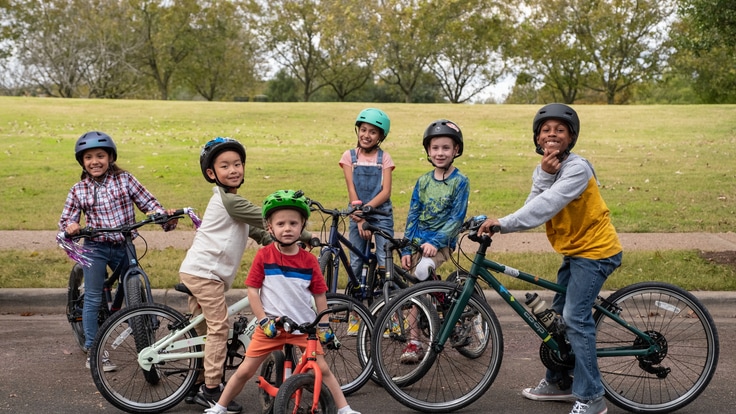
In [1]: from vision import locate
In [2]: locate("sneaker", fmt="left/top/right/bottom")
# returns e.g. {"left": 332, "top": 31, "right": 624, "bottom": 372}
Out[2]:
{"left": 184, "top": 381, "right": 204, "bottom": 404}
{"left": 204, "top": 406, "right": 227, "bottom": 414}
{"left": 569, "top": 397, "right": 607, "bottom": 414}
{"left": 193, "top": 384, "right": 242, "bottom": 414}
{"left": 382, "top": 319, "right": 402, "bottom": 338}
{"left": 86, "top": 350, "right": 117, "bottom": 372}
{"left": 399, "top": 342, "right": 425, "bottom": 364}
{"left": 347, "top": 314, "right": 359, "bottom": 336}
{"left": 522, "top": 378, "right": 574, "bottom": 401}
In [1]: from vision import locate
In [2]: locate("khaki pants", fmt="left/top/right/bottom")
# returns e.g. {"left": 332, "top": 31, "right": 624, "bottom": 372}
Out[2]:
{"left": 180, "top": 272, "right": 229, "bottom": 387}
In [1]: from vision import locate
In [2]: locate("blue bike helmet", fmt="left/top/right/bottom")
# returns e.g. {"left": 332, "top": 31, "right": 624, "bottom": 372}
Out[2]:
{"left": 74, "top": 131, "right": 117, "bottom": 166}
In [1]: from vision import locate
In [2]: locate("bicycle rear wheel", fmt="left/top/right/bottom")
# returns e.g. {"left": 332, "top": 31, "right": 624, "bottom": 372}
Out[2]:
{"left": 67, "top": 263, "right": 109, "bottom": 350}
{"left": 67, "top": 263, "right": 87, "bottom": 349}
{"left": 371, "top": 281, "right": 503, "bottom": 413}
{"left": 324, "top": 293, "right": 374, "bottom": 395}
{"left": 90, "top": 303, "right": 202, "bottom": 413}
{"left": 594, "top": 281, "right": 719, "bottom": 414}
{"left": 272, "top": 373, "right": 337, "bottom": 414}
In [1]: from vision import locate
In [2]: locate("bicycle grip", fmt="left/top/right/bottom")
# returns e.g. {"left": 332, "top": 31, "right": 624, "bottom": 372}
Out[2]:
{"left": 361, "top": 205, "right": 389, "bottom": 216}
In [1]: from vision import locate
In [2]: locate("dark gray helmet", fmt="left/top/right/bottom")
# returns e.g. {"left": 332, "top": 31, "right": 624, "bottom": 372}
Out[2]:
{"left": 74, "top": 131, "right": 117, "bottom": 166}
{"left": 199, "top": 137, "right": 246, "bottom": 183}
{"left": 422, "top": 119, "right": 464, "bottom": 157}
{"left": 532, "top": 103, "right": 580, "bottom": 155}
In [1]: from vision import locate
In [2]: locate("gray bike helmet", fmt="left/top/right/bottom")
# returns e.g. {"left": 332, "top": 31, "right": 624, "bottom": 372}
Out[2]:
{"left": 199, "top": 137, "right": 246, "bottom": 183}
{"left": 532, "top": 103, "right": 580, "bottom": 155}
{"left": 355, "top": 108, "right": 391, "bottom": 138}
{"left": 74, "top": 131, "right": 117, "bottom": 166}
{"left": 422, "top": 119, "right": 464, "bottom": 157}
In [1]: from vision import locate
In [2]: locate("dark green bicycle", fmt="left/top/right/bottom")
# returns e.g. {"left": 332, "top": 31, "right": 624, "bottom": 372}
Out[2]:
{"left": 371, "top": 215, "right": 719, "bottom": 413}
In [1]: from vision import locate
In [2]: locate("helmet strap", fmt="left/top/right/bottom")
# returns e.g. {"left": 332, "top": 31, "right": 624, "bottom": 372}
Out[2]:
{"left": 212, "top": 170, "right": 244, "bottom": 192}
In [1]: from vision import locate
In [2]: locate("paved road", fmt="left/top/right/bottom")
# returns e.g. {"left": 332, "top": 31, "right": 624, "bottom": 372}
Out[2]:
{"left": 1, "top": 292, "right": 733, "bottom": 414}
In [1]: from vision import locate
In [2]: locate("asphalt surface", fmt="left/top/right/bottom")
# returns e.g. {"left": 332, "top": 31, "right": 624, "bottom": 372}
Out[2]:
{"left": 1, "top": 292, "right": 734, "bottom": 414}
{"left": 1, "top": 230, "right": 734, "bottom": 413}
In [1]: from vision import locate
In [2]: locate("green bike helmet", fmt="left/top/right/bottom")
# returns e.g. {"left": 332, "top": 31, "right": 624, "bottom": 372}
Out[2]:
{"left": 532, "top": 103, "right": 580, "bottom": 156}
{"left": 75, "top": 131, "right": 117, "bottom": 166}
{"left": 355, "top": 108, "right": 390, "bottom": 138}
{"left": 262, "top": 190, "right": 311, "bottom": 220}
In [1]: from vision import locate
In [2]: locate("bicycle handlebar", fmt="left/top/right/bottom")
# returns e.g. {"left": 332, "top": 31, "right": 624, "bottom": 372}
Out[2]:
{"left": 279, "top": 305, "right": 349, "bottom": 334}
{"left": 64, "top": 208, "right": 193, "bottom": 239}
{"left": 307, "top": 198, "right": 389, "bottom": 219}
{"left": 361, "top": 222, "right": 420, "bottom": 251}
{"left": 461, "top": 215, "right": 501, "bottom": 243}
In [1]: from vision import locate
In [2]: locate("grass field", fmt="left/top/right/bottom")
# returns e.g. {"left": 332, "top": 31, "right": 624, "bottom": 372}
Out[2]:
{"left": 1, "top": 98, "right": 734, "bottom": 232}
{"left": 0, "top": 98, "right": 734, "bottom": 290}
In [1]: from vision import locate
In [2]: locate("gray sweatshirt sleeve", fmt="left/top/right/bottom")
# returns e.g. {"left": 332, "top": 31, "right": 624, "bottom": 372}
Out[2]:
{"left": 499, "top": 156, "right": 592, "bottom": 233}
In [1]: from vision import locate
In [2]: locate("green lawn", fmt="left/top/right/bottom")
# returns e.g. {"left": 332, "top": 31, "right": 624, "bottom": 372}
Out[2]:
{"left": 1, "top": 98, "right": 734, "bottom": 290}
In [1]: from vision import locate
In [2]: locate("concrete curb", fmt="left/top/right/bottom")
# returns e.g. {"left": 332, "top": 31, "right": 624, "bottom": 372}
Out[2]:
{"left": 2, "top": 287, "right": 734, "bottom": 319}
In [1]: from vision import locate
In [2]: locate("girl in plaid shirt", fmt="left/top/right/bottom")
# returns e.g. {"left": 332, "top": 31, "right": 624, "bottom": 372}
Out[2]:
{"left": 58, "top": 131, "right": 177, "bottom": 368}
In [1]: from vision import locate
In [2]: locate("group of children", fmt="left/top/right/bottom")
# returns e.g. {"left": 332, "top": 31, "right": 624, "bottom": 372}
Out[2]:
{"left": 59, "top": 104, "right": 620, "bottom": 414}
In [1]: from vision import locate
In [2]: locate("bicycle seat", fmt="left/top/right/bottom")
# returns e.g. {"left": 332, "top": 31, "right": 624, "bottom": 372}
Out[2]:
{"left": 174, "top": 283, "right": 193, "bottom": 296}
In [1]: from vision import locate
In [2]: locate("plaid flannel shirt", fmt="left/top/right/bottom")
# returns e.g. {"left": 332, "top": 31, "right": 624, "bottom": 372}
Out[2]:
{"left": 58, "top": 171, "right": 171, "bottom": 243}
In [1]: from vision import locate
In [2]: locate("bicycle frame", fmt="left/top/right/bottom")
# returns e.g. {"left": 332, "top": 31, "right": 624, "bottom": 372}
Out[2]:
{"left": 436, "top": 235, "right": 660, "bottom": 358}
{"left": 322, "top": 222, "right": 375, "bottom": 295}
{"left": 256, "top": 342, "right": 324, "bottom": 409}
{"left": 136, "top": 296, "right": 255, "bottom": 371}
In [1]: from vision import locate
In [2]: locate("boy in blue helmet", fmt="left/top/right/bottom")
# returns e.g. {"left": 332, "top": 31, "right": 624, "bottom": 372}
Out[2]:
{"left": 180, "top": 138, "right": 311, "bottom": 412}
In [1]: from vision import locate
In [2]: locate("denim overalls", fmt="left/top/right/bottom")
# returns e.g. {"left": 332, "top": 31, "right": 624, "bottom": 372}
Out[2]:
{"left": 349, "top": 148, "right": 394, "bottom": 275}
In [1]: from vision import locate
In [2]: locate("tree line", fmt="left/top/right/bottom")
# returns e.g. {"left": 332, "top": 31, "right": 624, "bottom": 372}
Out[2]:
{"left": 0, "top": 0, "right": 733, "bottom": 104}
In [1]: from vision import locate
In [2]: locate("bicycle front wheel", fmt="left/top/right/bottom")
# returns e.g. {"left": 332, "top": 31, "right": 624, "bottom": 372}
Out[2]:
{"left": 272, "top": 373, "right": 337, "bottom": 414}
{"left": 371, "top": 281, "right": 503, "bottom": 412}
{"left": 90, "top": 303, "right": 202, "bottom": 413}
{"left": 595, "top": 281, "right": 719, "bottom": 414}
{"left": 124, "top": 273, "right": 159, "bottom": 384}
{"left": 325, "top": 293, "right": 374, "bottom": 395}
{"left": 319, "top": 250, "right": 337, "bottom": 293}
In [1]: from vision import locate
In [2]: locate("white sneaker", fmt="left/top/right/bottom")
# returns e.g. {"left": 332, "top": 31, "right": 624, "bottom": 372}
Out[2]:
{"left": 204, "top": 406, "right": 227, "bottom": 414}
{"left": 86, "top": 350, "right": 117, "bottom": 372}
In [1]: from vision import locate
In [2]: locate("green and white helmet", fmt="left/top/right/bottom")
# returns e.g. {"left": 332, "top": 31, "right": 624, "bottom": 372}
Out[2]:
{"left": 262, "top": 190, "right": 311, "bottom": 220}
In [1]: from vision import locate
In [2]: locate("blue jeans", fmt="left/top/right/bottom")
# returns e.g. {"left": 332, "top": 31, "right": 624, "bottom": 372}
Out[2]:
{"left": 349, "top": 213, "right": 394, "bottom": 277}
{"left": 545, "top": 252, "right": 622, "bottom": 401}
{"left": 82, "top": 240, "right": 129, "bottom": 348}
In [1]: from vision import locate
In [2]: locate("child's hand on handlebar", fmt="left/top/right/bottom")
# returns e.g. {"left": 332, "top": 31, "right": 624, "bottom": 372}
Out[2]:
{"left": 64, "top": 222, "right": 81, "bottom": 236}
{"left": 478, "top": 218, "right": 501, "bottom": 235}
{"left": 318, "top": 322, "right": 335, "bottom": 345}
{"left": 259, "top": 317, "right": 279, "bottom": 338}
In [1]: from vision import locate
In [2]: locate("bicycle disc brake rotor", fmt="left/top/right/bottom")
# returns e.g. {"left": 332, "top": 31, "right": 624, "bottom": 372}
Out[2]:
{"left": 539, "top": 342, "right": 575, "bottom": 371}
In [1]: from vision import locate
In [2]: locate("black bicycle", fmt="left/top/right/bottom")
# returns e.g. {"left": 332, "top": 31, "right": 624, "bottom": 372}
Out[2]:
{"left": 59, "top": 208, "right": 199, "bottom": 351}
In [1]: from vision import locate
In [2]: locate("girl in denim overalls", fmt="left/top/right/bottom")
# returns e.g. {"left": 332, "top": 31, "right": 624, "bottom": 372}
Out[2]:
{"left": 339, "top": 108, "right": 395, "bottom": 278}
